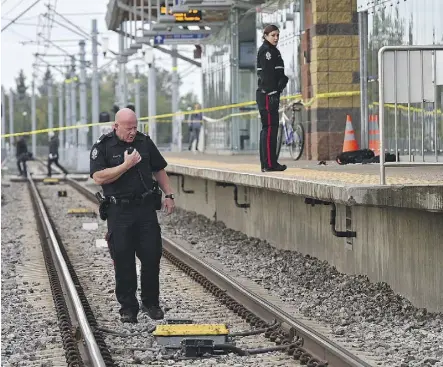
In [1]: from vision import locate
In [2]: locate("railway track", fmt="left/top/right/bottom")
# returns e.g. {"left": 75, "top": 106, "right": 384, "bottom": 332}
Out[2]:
{"left": 14, "top": 160, "right": 373, "bottom": 366}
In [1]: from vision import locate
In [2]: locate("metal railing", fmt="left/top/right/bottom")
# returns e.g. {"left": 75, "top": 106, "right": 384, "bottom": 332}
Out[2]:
{"left": 378, "top": 45, "right": 443, "bottom": 185}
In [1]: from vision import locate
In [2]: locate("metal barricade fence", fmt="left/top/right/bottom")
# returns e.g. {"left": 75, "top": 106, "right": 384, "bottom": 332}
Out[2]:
{"left": 378, "top": 45, "right": 443, "bottom": 184}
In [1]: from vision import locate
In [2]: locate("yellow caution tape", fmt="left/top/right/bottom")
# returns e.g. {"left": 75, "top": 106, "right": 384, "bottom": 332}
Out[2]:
{"left": 8, "top": 89, "right": 437, "bottom": 138}
{"left": 0, "top": 91, "right": 350, "bottom": 138}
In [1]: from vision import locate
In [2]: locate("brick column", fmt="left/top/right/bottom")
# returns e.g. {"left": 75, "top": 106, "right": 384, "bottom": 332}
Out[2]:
{"left": 301, "top": 0, "right": 360, "bottom": 160}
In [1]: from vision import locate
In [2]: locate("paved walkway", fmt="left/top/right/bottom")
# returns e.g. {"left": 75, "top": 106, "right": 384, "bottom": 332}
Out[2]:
{"left": 164, "top": 152, "right": 443, "bottom": 186}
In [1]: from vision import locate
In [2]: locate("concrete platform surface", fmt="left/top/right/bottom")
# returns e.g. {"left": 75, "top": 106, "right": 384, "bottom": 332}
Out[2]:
{"left": 163, "top": 152, "right": 443, "bottom": 212}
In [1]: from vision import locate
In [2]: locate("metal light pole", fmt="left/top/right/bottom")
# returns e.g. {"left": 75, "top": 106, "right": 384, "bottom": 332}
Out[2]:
{"left": 1, "top": 86, "right": 5, "bottom": 150}
{"left": 171, "top": 45, "right": 180, "bottom": 151}
{"left": 91, "top": 19, "right": 100, "bottom": 143}
{"left": 47, "top": 77, "right": 54, "bottom": 130}
{"left": 134, "top": 64, "right": 141, "bottom": 120}
{"left": 146, "top": 49, "right": 157, "bottom": 144}
{"left": 58, "top": 84, "right": 64, "bottom": 156}
{"left": 70, "top": 56, "right": 77, "bottom": 147}
{"left": 9, "top": 89, "right": 14, "bottom": 154}
{"left": 78, "top": 40, "right": 88, "bottom": 150}
{"left": 31, "top": 82, "right": 36, "bottom": 157}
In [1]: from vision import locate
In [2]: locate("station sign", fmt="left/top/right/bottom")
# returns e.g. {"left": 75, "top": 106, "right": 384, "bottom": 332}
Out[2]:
{"left": 160, "top": 5, "right": 202, "bottom": 22}
{"left": 154, "top": 33, "right": 210, "bottom": 45}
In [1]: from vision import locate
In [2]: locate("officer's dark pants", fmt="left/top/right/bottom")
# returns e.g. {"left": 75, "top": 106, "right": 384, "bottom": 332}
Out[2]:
{"left": 256, "top": 91, "right": 280, "bottom": 169}
{"left": 106, "top": 201, "right": 162, "bottom": 316}
{"left": 16, "top": 155, "right": 28, "bottom": 176}
{"left": 47, "top": 157, "right": 68, "bottom": 177}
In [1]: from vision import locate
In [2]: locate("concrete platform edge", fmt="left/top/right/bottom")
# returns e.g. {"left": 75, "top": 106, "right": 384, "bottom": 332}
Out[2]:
{"left": 166, "top": 164, "right": 443, "bottom": 212}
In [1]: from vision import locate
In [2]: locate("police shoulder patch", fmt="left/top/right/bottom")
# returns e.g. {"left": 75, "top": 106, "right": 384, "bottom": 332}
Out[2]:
{"left": 91, "top": 148, "right": 98, "bottom": 160}
{"left": 265, "top": 51, "right": 272, "bottom": 60}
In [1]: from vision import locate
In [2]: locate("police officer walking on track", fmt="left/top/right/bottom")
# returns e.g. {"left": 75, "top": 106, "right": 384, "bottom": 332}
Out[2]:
{"left": 256, "top": 24, "right": 289, "bottom": 172}
{"left": 90, "top": 108, "right": 175, "bottom": 323}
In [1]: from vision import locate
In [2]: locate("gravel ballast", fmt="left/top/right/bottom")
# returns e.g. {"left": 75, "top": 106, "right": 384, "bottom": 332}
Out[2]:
{"left": 1, "top": 182, "right": 66, "bottom": 366}
{"left": 159, "top": 208, "right": 443, "bottom": 367}
{"left": 36, "top": 182, "right": 300, "bottom": 366}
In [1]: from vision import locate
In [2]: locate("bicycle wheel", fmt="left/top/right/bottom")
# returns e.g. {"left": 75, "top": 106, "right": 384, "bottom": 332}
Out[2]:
{"left": 289, "top": 123, "right": 304, "bottom": 160}
{"left": 275, "top": 124, "right": 283, "bottom": 160}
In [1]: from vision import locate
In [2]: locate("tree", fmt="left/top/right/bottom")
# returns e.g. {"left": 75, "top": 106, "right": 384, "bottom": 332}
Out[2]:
{"left": 7, "top": 62, "right": 199, "bottom": 148}
{"left": 38, "top": 68, "right": 53, "bottom": 96}
{"left": 15, "top": 69, "right": 28, "bottom": 100}
{"left": 179, "top": 92, "right": 200, "bottom": 111}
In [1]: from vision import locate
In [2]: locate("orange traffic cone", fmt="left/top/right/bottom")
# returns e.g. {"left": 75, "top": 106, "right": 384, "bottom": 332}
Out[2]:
{"left": 342, "top": 115, "right": 359, "bottom": 152}
{"left": 368, "top": 114, "right": 380, "bottom": 156}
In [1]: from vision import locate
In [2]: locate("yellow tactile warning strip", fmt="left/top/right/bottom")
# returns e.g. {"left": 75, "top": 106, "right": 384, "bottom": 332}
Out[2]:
{"left": 166, "top": 158, "right": 442, "bottom": 186}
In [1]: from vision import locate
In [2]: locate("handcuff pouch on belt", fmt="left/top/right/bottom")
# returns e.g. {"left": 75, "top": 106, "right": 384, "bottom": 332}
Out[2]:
{"left": 95, "top": 192, "right": 110, "bottom": 221}
{"left": 143, "top": 180, "right": 162, "bottom": 211}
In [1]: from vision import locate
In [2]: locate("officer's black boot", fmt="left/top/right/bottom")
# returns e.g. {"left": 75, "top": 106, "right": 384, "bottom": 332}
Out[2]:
{"left": 141, "top": 303, "right": 164, "bottom": 320}
{"left": 120, "top": 312, "right": 138, "bottom": 323}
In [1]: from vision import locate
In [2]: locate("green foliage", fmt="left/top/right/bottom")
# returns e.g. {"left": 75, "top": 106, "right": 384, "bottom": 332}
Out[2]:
{"left": 15, "top": 69, "right": 28, "bottom": 100}
{"left": 5, "top": 65, "right": 200, "bottom": 147}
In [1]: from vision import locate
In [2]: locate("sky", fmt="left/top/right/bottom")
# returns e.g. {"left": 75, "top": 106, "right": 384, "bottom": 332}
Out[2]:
{"left": 0, "top": 0, "right": 203, "bottom": 103}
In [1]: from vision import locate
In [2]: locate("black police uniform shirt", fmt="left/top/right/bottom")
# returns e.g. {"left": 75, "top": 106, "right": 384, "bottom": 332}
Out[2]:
{"left": 90, "top": 130, "right": 167, "bottom": 198}
{"left": 256, "top": 40, "right": 288, "bottom": 94}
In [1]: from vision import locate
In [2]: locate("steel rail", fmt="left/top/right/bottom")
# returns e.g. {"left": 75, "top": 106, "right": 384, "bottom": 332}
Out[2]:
{"left": 27, "top": 175, "right": 107, "bottom": 367}
{"left": 161, "top": 236, "right": 372, "bottom": 367}
{"left": 65, "top": 178, "right": 373, "bottom": 367}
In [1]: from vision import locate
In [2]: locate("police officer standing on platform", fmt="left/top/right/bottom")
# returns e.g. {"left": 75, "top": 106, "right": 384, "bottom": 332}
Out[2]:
{"left": 90, "top": 108, "right": 175, "bottom": 323}
{"left": 256, "top": 24, "right": 289, "bottom": 172}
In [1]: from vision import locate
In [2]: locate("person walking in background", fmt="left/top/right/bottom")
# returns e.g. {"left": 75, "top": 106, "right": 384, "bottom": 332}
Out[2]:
{"left": 188, "top": 103, "right": 203, "bottom": 151}
{"left": 47, "top": 131, "right": 69, "bottom": 177}
{"left": 256, "top": 24, "right": 289, "bottom": 172}
{"left": 16, "top": 136, "right": 30, "bottom": 177}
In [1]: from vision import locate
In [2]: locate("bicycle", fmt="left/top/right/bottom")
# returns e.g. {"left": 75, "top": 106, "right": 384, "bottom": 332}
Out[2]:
{"left": 276, "top": 100, "right": 305, "bottom": 161}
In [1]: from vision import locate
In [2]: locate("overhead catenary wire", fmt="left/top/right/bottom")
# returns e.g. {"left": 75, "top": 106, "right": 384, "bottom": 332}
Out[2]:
{"left": 2, "top": 0, "right": 42, "bottom": 32}
{"left": 42, "top": 13, "right": 89, "bottom": 39}
{"left": 46, "top": 4, "right": 89, "bottom": 39}
{"left": 1, "top": 0, "right": 28, "bottom": 19}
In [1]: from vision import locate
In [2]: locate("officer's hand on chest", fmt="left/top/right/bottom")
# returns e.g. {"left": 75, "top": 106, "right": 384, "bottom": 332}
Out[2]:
{"left": 124, "top": 147, "right": 141, "bottom": 169}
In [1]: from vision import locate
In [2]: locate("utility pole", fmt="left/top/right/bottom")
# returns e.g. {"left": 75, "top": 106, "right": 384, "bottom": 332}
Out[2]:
{"left": 78, "top": 40, "right": 87, "bottom": 149}
{"left": 118, "top": 33, "right": 127, "bottom": 108}
{"left": 64, "top": 71, "right": 71, "bottom": 147}
{"left": 8, "top": 89, "right": 14, "bottom": 154}
{"left": 148, "top": 55, "right": 157, "bottom": 144}
{"left": 171, "top": 45, "right": 180, "bottom": 151}
{"left": 58, "top": 84, "right": 64, "bottom": 153}
{"left": 31, "top": 82, "right": 36, "bottom": 157}
{"left": 78, "top": 39, "right": 89, "bottom": 171}
{"left": 1, "top": 86, "right": 5, "bottom": 150}
{"left": 70, "top": 56, "right": 77, "bottom": 147}
{"left": 48, "top": 77, "right": 54, "bottom": 130}
{"left": 91, "top": 19, "right": 100, "bottom": 144}
{"left": 134, "top": 64, "right": 140, "bottom": 120}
